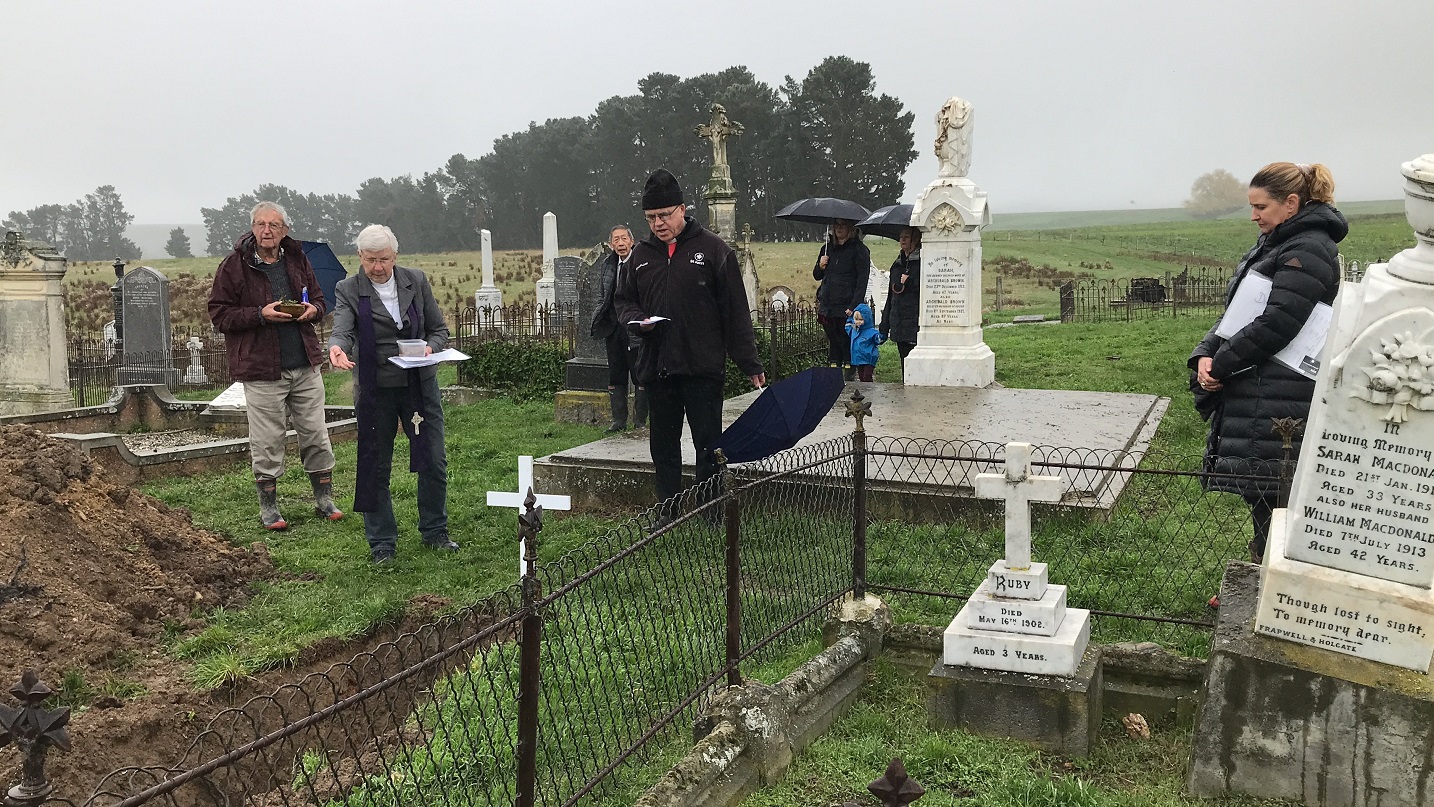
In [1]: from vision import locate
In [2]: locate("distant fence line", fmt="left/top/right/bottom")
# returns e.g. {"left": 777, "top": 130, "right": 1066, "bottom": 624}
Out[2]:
{"left": 1057, "top": 267, "right": 1229, "bottom": 324}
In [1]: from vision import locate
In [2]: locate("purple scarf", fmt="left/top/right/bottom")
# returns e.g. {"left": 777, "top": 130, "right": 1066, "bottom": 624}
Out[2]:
{"left": 352, "top": 293, "right": 434, "bottom": 512}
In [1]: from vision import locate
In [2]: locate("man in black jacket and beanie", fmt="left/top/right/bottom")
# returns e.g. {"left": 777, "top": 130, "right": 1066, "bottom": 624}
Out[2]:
{"left": 615, "top": 169, "right": 765, "bottom": 511}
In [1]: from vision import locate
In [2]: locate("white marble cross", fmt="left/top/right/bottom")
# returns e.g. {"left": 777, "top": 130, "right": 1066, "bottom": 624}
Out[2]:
{"left": 973, "top": 442, "right": 1065, "bottom": 571}
{"left": 485, "top": 455, "right": 571, "bottom": 577}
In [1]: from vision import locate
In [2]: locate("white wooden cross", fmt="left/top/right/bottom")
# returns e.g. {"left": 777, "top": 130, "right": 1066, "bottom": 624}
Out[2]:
{"left": 973, "top": 442, "right": 1065, "bottom": 571}
{"left": 485, "top": 455, "right": 571, "bottom": 577}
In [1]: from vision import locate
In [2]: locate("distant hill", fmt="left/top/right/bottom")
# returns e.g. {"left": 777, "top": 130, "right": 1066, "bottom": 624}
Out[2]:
{"left": 126, "top": 223, "right": 209, "bottom": 260}
{"left": 987, "top": 199, "right": 1402, "bottom": 231}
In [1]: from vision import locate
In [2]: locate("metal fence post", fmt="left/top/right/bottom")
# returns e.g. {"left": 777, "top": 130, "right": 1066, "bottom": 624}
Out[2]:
{"left": 767, "top": 309, "right": 778, "bottom": 381}
{"left": 845, "top": 389, "right": 872, "bottom": 598}
{"left": 515, "top": 491, "right": 544, "bottom": 807}
{"left": 1272, "top": 417, "right": 1305, "bottom": 508}
{"left": 717, "top": 450, "right": 742, "bottom": 687}
{"left": 0, "top": 671, "right": 71, "bottom": 807}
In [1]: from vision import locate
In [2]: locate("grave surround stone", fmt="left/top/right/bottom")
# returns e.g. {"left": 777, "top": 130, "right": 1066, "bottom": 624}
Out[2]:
{"left": 1253, "top": 153, "right": 1434, "bottom": 671}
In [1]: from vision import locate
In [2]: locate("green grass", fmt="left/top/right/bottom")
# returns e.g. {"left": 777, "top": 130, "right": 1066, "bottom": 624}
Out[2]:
{"left": 742, "top": 657, "right": 1291, "bottom": 807}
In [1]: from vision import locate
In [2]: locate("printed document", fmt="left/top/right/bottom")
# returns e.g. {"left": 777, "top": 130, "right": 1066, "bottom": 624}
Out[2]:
{"left": 388, "top": 348, "right": 471, "bottom": 369}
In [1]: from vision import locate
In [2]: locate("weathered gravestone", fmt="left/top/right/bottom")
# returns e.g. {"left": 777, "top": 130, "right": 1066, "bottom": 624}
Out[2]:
{"left": 536, "top": 212, "right": 557, "bottom": 309}
{"left": 563, "top": 254, "right": 608, "bottom": 392}
{"left": 0, "top": 231, "right": 72, "bottom": 414}
{"left": 550, "top": 255, "right": 583, "bottom": 334}
{"left": 1190, "top": 154, "right": 1434, "bottom": 807}
{"left": 473, "top": 228, "right": 502, "bottom": 309}
{"left": 929, "top": 443, "right": 1099, "bottom": 756}
{"left": 117, "top": 265, "right": 180, "bottom": 387}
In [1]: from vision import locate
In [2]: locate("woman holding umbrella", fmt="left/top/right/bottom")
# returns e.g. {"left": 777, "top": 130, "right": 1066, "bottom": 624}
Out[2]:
{"left": 813, "top": 218, "right": 871, "bottom": 380}
{"left": 879, "top": 226, "right": 921, "bottom": 377}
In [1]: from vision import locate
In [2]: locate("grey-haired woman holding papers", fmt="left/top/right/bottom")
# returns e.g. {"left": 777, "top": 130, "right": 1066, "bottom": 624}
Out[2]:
{"left": 1189, "top": 162, "right": 1345, "bottom": 593}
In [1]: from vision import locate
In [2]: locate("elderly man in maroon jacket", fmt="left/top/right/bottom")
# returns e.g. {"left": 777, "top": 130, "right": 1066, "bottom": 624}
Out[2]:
{"left": 208, "top": 201, "right": 343, "bottom": 530}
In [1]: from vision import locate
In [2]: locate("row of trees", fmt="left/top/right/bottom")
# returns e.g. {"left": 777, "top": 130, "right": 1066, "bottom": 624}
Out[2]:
{"left": 3, "top": 185, "right": 141, "bottom": 260}
{"left": 201, "top": 56, "right": 918, "bottom": 253}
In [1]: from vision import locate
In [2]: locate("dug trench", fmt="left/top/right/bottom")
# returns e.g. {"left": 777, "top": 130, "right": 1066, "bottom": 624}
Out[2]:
{"left": 0, "top": 425, "right": 487, "bottom": 805}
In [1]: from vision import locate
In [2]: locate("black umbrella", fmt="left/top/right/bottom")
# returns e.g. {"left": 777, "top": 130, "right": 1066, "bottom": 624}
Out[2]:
{"left": 857, "top": 204, "right": 915, "bottom": 240}
{"left": 301, "top": 241, "right": 347, "bottom": 309}
{"left": 773, "top": 197, "right": 871, "bottom": 225}
{"left": 708, "top": 367, "right": 845, "bottom": 463}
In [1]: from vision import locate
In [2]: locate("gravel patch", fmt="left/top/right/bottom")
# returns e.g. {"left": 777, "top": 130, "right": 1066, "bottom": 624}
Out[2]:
{"left": 121, "top": 429, "right": 235, "bottom": 451}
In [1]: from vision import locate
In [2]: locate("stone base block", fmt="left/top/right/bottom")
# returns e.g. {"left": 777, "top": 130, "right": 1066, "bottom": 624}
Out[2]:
{"left": 902, "top": 343, "right": 995, "bottom": 387}
{"left": 1254, "top": 510, "right": 1434, "bottom": 671}
{"left": 965, "top": 580, "right": 1066, "bottom": 636}
{"left": 927, "top": 645, "right": 1102, "bottom": 757}
{"left": 553, "top": 389, "right": 610, "bottom": 425}
{"left": 1189, "top": 561, "right": 1434, "bottom": 806}
{"left": 944, "top": 605, "right": 1090, "bottom": 676}
{"left": 0, "top": 384, "right": 74, "bottom": 416}
{"left": 987, "top": 559, "right": 1048, "bottom": 600}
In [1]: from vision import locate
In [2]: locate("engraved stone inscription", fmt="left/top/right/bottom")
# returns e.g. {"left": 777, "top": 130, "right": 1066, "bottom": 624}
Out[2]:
{"left": 923, "top": 254, "right": 967, "bottom": 326}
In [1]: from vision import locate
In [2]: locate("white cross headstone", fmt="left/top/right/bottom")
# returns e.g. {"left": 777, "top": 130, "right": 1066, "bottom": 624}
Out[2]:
{"left": 973, "top": 442, "right": 1065, "bottom": 571}
{"left": 485, "top": 455, "right": 571, "bottom": 577}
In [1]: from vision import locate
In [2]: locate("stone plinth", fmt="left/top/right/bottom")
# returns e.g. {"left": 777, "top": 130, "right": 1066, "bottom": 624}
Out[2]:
{"left": 928, "top": 645, "right": 1102, "bottom": 757}
{"left": 553, "top": 389, "right": 609, "bottom": 425}
{"left": 1190, "top": 562, "right": 1434, "bottom": 806}
{"left": 0, "top": 232, "right": 72, "bottom": 415}
{"left": 904, "top": 177, "right": 994, "bottom": 387}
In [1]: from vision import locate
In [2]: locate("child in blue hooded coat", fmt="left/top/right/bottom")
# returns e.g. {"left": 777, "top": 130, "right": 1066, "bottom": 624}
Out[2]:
{"left": 845, "top": 303, "right": 882, "bottom": 382}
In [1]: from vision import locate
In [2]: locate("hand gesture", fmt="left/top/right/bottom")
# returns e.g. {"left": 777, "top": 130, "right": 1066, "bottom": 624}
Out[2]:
{"left": 329, "top": 345, "right": 354, "bottom": 371}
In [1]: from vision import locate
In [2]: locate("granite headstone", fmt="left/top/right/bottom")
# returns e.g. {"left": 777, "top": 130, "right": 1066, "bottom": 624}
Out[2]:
{"left": 118, "top": 265, "right": 180, "bottom": 386}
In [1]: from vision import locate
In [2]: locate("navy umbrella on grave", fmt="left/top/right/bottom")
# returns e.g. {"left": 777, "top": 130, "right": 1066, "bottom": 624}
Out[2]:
{"left": 708, "top": 366, "right": 846, "bottom": 464}
{"left": 773, "top": 197, "right": 871, "bottom": 225}
{"left": 857, "top": 204, "right": 915, "bottom": 240}
{"left": 301, "top": 241, "right": 347, "bottom": 309}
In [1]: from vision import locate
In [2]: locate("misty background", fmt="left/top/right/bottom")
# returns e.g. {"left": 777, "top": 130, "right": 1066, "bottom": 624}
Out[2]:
{"left": 3, "top": 0, "right": 1430, "bottom": 258}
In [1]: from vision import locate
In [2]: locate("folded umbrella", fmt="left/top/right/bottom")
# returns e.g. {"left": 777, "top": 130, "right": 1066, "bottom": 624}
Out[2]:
{"left": 708, "top": 367, "right": 846, "bottom": 463}
{"left": 857, "top": 204, "right": 915, "bottom": 240}
{"left": 301, "top": 241, "right": 347, "bottom": 309}
{"left": 773, "top": 197, "right": 871, "bottom": 225}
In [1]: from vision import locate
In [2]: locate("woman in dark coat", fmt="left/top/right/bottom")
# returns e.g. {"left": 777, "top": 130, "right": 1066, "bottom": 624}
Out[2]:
{"left": 813, "top": 219, "right": 871, "bottom": 379}
{"left": 879, "top": 226, "right": 922, "bottom": 378}
{"left": 1190, "top": 162, "right": 1346, "bottom": 583}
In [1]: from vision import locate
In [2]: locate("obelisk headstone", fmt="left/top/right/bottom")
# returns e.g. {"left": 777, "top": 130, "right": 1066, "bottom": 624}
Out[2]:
{"left": 904, "top": 96, "right": 994, "bottom": 387}
{"left": 536, "top": 212, "right": 557, "bottom": 309}
{"left": 474, "top": 228, "right": 502, "bottom": 309}
{"left": 0, "top": 231, "right": 72, "bottom": 414}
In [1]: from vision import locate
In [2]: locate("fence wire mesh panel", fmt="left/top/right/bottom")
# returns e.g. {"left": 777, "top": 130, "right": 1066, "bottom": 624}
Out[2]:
{"left": 864, "top": 438, "right": 1280, "bottom": 654}
{"left": 1057, "top": 269, "right": 1228, "bottom": 324}
{"left": 70, "top": 593, "right": 523, "bottom": 807}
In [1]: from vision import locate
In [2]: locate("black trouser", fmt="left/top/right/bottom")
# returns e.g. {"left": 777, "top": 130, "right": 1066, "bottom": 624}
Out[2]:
{"left": 605, "top": 329, "right": 635, "bottom": 387}
{"left": 646, "top": 374, "right": 724, "bottom": 505}
{"left": 1245, "top": 494, "right": 1274, "bottom": 560}
{"left": 358, "top": 376, "right": 448, "bottom": 555}
{"left": 821, "top": 316, "right": 850, "bottom": 367}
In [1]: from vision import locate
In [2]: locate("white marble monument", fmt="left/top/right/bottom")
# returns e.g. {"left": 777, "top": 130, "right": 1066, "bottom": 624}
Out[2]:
{"left": 474, "top": 228, "right": 503, "bottom": 309}
{"left": 904, "top": 97, "right": 995, "bottom": 387}
{"left": 943, "top": 443, "right": 1090, "bottom": 676}
{"left": 1254, "top": 154, "right": 1434, "bottom": 671}
{"left": 536, "top": 213, "right": 557, "bottom": 309}
{"left": 0, "top": 232, "right": 72, "bottom": 414}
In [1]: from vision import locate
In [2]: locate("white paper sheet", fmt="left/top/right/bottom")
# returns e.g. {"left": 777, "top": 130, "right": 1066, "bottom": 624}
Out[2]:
{"left": 1214, "top": 273, "right": 1270, "bottom": 339}
{"left": 627, "top": 316, "right": 669, "bottom": 326}
{"left": 1213, "top": 272, "right": 1331, "bottom": 379}
{"left": 387, "top": 348, "right": 471, "bottom": 369}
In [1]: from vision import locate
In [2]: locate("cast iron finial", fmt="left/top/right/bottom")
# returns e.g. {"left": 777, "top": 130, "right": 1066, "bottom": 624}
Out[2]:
{"left": 1271, "top": 417, "right": 1305, "bottom": 450}
{"left": 0, "top": 671, "right": 71, "bottom": 806}
{"left": 844, "top": 388, "right": 872, "bottom": 433}
{"left": 867, "top": 757, "right": 925, "bottom": 806}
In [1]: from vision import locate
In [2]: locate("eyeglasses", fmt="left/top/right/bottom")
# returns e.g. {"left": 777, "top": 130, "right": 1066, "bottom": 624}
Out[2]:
{"left": 644, "top": 206, "right": 684, "bottom": 224}
{"left": 253, "top": 221, "right": 288, "bottom": 231}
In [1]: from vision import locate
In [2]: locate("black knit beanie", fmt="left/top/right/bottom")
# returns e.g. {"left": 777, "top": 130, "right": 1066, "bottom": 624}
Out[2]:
{"left": 641, "top": 169, "right": 684, "bottom": 210}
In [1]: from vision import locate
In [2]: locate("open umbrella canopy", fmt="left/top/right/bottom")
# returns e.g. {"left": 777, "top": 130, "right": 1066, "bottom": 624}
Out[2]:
{"left": 301, "top": 241, "right": 347, "bottom": 309}
{"left": 857, "top": 204, "right": 915, "bottom": 240}
{"left": 708, "top": 366, "right": 845, "bottom": 464}
{"left": 773, "top": 197, "right": 871, "bottom": 225}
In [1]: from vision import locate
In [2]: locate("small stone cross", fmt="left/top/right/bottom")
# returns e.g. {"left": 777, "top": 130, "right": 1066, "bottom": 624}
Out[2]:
{"left": 410, "top": 411, "right": 424, "bottom": 435}
{"left": 486, "top": 455, "right": 571, "bottom": 577}
{"left": 973, "top": 443, "right": 1064, "bottom": 571}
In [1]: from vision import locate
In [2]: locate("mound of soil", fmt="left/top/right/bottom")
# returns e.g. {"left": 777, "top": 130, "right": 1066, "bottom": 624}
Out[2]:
{"left": 0, "top": 424, "right": 271, "bottom": 796}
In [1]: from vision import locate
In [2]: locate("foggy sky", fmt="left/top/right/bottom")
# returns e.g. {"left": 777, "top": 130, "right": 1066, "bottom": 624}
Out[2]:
{"left": 3, "top": 0, "right": 1430, "bottom": 226}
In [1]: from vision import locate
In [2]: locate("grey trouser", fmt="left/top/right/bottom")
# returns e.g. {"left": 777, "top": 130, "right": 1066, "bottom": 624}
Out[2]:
{"left": 244, "top": 366, "right": 335, "bottom": 480}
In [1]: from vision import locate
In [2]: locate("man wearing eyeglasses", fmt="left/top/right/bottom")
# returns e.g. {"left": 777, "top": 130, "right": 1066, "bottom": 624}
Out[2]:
{"left": 209, "top": 201, "right": 342, "bottom": 531}
{"left": 615, "top": 169, "right": 765, "bottom": 513}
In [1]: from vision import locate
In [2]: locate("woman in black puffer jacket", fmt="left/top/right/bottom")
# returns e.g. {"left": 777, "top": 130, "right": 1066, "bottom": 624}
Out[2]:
{"left": 1190, "top": 162, "right": 1347, "bottom": 573}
